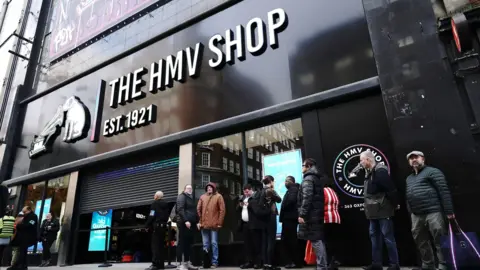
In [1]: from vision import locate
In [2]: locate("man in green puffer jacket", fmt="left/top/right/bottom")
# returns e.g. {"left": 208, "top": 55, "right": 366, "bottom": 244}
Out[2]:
{"left": 405, "top": 151, "right": 455, "bottom": 270}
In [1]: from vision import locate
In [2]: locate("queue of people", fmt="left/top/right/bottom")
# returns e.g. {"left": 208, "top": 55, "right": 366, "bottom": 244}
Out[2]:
{"left": 0, "top": 205, "right": 62, "bottom": 270}
{"left": 145, "top": 149, "right": 456, "bottom": 270}
{"left": 0, "top": 148, "right": 454, "bottom": 270}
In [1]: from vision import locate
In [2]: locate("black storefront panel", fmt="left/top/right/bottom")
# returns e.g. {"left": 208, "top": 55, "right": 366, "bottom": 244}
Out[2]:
{"left": 14, "top": 0, "right": 377, "bottom": 179}
{"left": 79, "top": 157, "right": 179, "bottom": 213}
{"left": 313, "top": 93, "right": 416, "bottom": 266}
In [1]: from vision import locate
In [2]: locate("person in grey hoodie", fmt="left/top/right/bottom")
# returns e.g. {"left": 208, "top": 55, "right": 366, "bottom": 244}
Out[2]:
{"left": 405, "top": 151, "right": 455, "bottom": 270}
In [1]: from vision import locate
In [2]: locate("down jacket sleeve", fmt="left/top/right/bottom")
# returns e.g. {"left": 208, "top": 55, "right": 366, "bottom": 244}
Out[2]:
{"left": 298, "top": 178, "right": 313, "bottom": 219}
{"left": 429, "top": 168, "right": 454, "bottom": 215}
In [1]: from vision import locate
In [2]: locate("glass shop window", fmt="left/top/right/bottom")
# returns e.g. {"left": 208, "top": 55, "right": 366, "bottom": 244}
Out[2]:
{"left": 245, "top": 118, "right": 305, "bottom": 187}
{"left": 194, "top": 133, "right": 243, "bottom": 245}
{"left": 23, "top": 174, "right": 71, "bottom": 254}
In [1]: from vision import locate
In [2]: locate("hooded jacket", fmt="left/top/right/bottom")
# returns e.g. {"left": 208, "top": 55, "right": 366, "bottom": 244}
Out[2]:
{"left": 197, "top": 182, "right": 226, "bottom": 230}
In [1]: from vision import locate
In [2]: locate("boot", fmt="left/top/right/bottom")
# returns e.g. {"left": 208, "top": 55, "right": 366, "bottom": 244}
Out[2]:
{"left": 387, "top": 266, "right": 400, "bottom": 270}
{"left": 240, "top": 262, "right": 254, "bottom": 269}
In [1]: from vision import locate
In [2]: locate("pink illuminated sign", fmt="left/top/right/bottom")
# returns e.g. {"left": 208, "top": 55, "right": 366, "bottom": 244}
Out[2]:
{"left": 49, "top": 0, "right": 162, "bottom": 61}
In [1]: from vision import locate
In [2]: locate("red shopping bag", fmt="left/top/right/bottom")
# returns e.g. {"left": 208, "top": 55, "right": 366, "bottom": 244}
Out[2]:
{"left": 305, "top": 240, "right": 316, "bottom": 265}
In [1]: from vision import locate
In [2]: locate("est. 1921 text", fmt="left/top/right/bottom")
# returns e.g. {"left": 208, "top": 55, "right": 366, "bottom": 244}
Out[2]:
{"left": 103, "top": 104, "right": 157, "bottom": 137}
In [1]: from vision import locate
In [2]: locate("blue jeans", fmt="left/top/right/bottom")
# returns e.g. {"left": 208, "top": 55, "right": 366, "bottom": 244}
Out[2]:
{"left": 369, "top": 218, "right": 399, "bottom": 266}
{"left": 201, "top": 229, "right": 219, "bottom": 265}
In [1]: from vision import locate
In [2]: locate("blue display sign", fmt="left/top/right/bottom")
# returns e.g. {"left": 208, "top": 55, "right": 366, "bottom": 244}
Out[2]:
{"left": 263, "top": 150, "right": 303, "bottom": 236}
{"left": 29, "top": 198, "right": 52, "bottom": 252}
{"left": 88, "top": 209, "right": 113, "bottom": 251}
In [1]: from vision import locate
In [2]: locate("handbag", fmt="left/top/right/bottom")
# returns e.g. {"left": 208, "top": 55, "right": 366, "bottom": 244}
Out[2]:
{"left": 441, "top": 219, "right": 480, "bottom": 270}
{"left": 304, "top": 240, "right": 316, "bottom": 265}
{"left": 169, "top": 204, "right": 178, "bottom": 223}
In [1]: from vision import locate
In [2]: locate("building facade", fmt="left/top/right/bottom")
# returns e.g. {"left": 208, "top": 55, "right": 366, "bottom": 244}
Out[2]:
{"left": 0, "top": 0, "right": 479, "bottom": 267}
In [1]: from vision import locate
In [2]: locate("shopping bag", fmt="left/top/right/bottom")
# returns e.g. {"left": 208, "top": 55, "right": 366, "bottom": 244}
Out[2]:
{"left": 441, "top": 219, "right": 480, "bottom": 270}
{"left": 304, "top": 240, "right": 316, "bottom": 265}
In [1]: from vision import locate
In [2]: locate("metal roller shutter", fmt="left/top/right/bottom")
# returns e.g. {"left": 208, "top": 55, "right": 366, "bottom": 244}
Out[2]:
{"left": 79, "top": 157, "right": 179, "bottom": 214}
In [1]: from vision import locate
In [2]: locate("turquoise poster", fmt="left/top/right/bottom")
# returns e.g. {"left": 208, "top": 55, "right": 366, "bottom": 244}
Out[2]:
{"left": 263, "top": 149, "right": 303, "bottom": 236}
{"left": 88, "top": 210, "right": 113, "bottom": 251}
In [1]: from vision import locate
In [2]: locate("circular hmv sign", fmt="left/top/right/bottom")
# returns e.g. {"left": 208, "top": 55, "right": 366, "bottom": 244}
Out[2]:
{"left": 333, "top": 144, "right": 390, "bottom": 199}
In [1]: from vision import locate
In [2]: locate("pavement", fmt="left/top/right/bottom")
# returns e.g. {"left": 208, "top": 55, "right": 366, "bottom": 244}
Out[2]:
{"left": 14, "top": 264, "right": 415, "bottom": 270}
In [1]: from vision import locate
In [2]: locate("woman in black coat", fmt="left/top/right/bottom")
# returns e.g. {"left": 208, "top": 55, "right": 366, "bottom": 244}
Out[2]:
{"left": 297, "top": 158, "right": 328, "bottom": 270}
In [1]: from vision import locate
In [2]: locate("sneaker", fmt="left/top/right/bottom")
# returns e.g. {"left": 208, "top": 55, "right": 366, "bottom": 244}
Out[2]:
{"left": 187, "top": 262, "right": 198, "bottom": 270}
{"left": 177, "top": 263, "right": 188, "bottom": 270}
{"left": 211, "top": 264, "right": 217, "bottom": 269}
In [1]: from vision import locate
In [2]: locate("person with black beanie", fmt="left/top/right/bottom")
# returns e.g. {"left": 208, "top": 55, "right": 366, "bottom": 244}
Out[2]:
{"left": 280, "top": 176, "right": 301, "bottom": 268}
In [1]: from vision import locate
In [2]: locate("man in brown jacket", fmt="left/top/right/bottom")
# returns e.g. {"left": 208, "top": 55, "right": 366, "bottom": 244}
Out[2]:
{"left": 197, "top": 182, "right": 226, "bottom": 267}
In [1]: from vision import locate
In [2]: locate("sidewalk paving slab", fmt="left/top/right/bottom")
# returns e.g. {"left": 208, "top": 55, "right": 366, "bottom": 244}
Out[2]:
{"left": 22, "top": 263, "right": 414, "bottom": 270}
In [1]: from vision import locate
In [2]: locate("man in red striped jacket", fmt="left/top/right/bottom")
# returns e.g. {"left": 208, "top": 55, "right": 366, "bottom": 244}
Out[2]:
{"left": 324, "top": 181, "right": 341, "bottom": 270}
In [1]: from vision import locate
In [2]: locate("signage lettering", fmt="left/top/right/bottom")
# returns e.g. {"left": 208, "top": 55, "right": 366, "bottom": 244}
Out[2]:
{"left": 332, "top": 144, "right": 390, "bottom": 200}
{"left": 31, "top": 8, "right": 290, "bottom": 155}
{"left": 100, "top": 8, "right": 289, "bottom": 138}
{"left": 208, "top": 8, "right": 288, "bottom": 69}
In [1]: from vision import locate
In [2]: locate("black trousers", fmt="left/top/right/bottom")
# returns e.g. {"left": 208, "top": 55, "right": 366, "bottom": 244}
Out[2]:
{"left": 177, "top": 223, "right": 195, "bottom": 262}
{"left": 262, "top": 217, "right": 277, "bottom": 266}
{"left": 13, "top": 244, "right": 28, "bottom": 268}
{"left": 324, "top": 223, "right": 342, "bottom": 264}
{"left": 42, "top": 239, "right": 55, "bottom": 261}
{"left": 0, "top": 245, "right": 5, "bottom": 266}
{"left": 243, "top": 222, "right": 262, "bottom": 264}
{"left": 250, "top": 228, "right": 263, "bottom": 265}
{"left": 152, "top": 225, "right": 167, "bottom": 267}
{"left": 281, "top": 221, "right": 300, "bottom": 265}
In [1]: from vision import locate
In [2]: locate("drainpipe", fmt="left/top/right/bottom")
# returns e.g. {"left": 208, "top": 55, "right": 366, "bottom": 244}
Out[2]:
{"left": 0, "top": 0, "right": 9, "bottom": 34}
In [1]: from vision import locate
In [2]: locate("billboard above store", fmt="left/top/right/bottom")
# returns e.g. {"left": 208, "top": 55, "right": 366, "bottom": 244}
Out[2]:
{"left": 23, "top": 0, "right": 377, "bottom": 171}
{"left": 48, "top": 0, "right": 169, "bottom": 62}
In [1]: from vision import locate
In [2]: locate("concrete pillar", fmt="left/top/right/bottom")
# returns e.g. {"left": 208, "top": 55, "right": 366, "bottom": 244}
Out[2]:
{"left": 178, "top": 143, "right": 193, "bottom": 194}
{"left": 57, "top": 171, "right": 79, "bottom": 266}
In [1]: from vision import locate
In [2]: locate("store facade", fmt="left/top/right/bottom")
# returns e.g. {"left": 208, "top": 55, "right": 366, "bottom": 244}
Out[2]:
{"left": 1, "top": 0, "right": 480, "bottom": 268}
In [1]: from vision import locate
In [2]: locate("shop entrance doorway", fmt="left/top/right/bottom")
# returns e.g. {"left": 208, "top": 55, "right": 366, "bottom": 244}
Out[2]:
{"left": 313, "top": 93, "right": 416, "bottom": 266}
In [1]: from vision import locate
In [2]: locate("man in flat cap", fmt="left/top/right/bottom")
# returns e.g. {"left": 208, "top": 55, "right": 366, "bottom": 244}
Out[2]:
{"left": 405, "top": 151, "right": 454, "bottom": 270}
